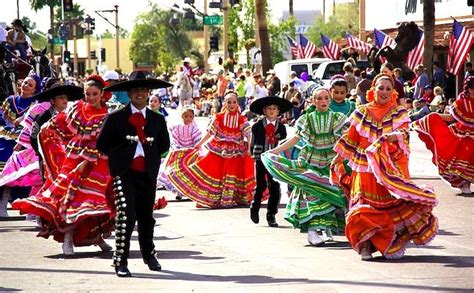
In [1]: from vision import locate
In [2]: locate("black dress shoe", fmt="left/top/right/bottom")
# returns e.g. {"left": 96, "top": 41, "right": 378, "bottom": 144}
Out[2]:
{"left": 144, "top": 255, "right": 162, "bottom": 271}
{"left": 266, "top": 214, "right": 278, "bottom": 228}
{"left": 115, "top": 265, "right": 132, "bottom": 277}
{"left": 250, "top": 208, "right": 259, "bottom": 224}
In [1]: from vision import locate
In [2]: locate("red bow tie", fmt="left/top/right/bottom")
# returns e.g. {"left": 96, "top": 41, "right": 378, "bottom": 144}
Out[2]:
{"left": 265, "top": 123, "right": 277, "bottom": 145}
{"left": 128, "top": 112, "right": 148, "bottom": 144}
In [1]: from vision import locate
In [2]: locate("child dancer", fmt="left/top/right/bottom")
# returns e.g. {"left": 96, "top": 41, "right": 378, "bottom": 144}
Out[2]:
{"left": 159, "top": 106, "right": 202, "bottom": 200}
{"left": 249, "top": 96, "right": 292, "bottom": 227}
{"left": 329, "top": 75, "right": 356, "bottom": 117}
{"left": 412, "top": 76, "right": 474, "bottom": 194}
{"left": 167, "top": 92, "right": 256, "bottom": 208}
{"left": 262, "top": 88, "right": 348, "bottom": 245}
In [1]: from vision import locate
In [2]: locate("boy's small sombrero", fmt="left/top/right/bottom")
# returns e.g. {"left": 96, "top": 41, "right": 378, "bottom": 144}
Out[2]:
{"left": 249, "top": 96, "right": 293, "bottom": 115}
{"left": 32, "top": 84, "right": 84, "bottom": 102}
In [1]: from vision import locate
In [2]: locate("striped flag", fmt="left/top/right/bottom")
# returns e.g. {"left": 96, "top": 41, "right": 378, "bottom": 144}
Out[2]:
{"left": 299, "top": 34, "right": 318, "bottom": 59}
{"left": 406, "top": 29, "right": 425, "bottom": 70}
{"left": 447, "top": 19, "right": 474, "bottom": 75}
{"left": 373, "top": 28, "right": 395, "bottom": 49}
{"left": 320, "top": 33, "right": 341, "bottom": 60}
{"left": 286, "top": 35, "right": 304, "bottom": 59}
{"left": 344, "top": 32, "right": 371, "bottom": 54}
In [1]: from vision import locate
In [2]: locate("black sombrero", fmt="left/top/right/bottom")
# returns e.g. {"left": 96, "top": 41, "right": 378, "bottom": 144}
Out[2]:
{"left": 33, "top": 84, "right": 84, "bottom": 102}
{"left": 104, "top": 71, "right": 172, "bottom": 92}
{"left": 249, "top": 96, "right": 293, "bottom": 115}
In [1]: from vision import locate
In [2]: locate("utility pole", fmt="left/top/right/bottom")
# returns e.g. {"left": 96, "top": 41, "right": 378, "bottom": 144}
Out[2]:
{"left": 359, "top": 0, "right": 366, "bottom": 59}
{"left": 72, "top": 19, "right": 78, "bottom": 77}
{"left": 222, "top": 0, "right": 229, "bottom": 60}
{"left": 87, "top": 33, "right": 91, "bottom": 69}
{"left": 115, "top": 5, "right": 120, "bottom": 70}
{"left": 204, "top": 0, "right": 209, "bottom": 74}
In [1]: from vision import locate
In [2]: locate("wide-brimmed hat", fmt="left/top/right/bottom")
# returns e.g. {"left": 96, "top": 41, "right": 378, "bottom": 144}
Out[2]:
{"left": 183, "top": 57, "right": 192, "bottom": 63}
{"left": 249, "top": 96, "right": 293, "bottom": 115}
{"left": 104, "top": 71, "right": 173, "bottom": 92}
{"left": 11, "top": 19, "right": 27, "bottom": 32}
{"left": 32, "top": 84, "right": 84, "bottom": 102}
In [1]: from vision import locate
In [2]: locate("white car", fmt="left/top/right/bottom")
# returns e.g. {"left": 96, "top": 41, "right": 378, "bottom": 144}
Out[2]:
{"left": 312, "top": 60, "right": 370, "bottom": 88}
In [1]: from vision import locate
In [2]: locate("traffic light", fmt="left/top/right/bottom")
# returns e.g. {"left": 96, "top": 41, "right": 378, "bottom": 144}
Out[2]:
{"left": 90, "top": 18, "right": 95, "bottom": 30}
{"left": 63, "top": 50, "right": 71, "bottom": 63}
{"left": 63, "top": 0, "right": 73, "bottom": 12}
{"left": 90, "top": 50, "right": 96, "bottom": 59}
{"left": 184, "top": 0, "right": 195, "bottom": 4}
{"left": 468, "top": 0, "right": 474, "bottom": 6}
{"left": 229, "top": 0, "right": 239, "bottom": 6}
{"left": 210, "top": 36, "right": 219, "bottom": 51}
{"left": 101, "top": 48, "right": 106, "bottom": 62}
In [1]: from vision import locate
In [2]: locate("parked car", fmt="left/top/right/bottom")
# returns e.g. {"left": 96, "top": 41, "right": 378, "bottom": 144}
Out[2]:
{"left": 274, "top": 58, "right": 331, "bottom": 86}
{"left": 312, "top": 60, "right": 370, "bottom": 88}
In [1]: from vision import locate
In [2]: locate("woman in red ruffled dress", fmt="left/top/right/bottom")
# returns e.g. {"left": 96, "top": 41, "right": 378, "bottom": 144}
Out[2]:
{"left": 331, "top": 74, "right": 438, "bottom": 260}
{"left": 412, "top": 76, "right": 474, "bottom": 195}
{"left": 13, "top": 75, "right": 114, "bottom": 255}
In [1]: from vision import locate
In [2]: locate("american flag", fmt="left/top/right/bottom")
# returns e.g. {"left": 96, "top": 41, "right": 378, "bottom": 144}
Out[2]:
{"left": 344, "top": 32, "right": 371, "bottom": 54}
{"left": 286, "top": 35, "right": 304, "bottom": 59}
{"left": 447, "top": 19, "right": 474, "bottom": 75}
{"left": 373, "top": 28, "right": 395, "bottom": 49}
{"left": 299, "top": 34, "right": 318, "bottom": 59}
{"left": 406, "top": 29, "right": 425, "bottom": 70}
{"left": 320, "top": 33, "right": 340, "bottom": 60}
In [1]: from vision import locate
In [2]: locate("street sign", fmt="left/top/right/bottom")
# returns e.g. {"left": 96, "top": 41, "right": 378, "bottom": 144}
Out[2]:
{"left": 250, "top": 47, "right": 261, "bottom": 65}
{"left": 204, "top": 15, "right": 222, "bottom": 26}
{"left": 53, "top": 37, "right": 65, "bottom": 45}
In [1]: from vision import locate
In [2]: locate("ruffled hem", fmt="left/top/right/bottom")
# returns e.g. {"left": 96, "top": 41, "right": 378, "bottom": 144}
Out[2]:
{"left": 365, "top": 134, "right": 437, "bottom": 206}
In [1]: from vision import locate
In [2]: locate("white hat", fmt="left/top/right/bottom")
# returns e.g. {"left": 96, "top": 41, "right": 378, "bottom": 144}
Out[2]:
{"left": 183, "top": 57, "right": 192, "bottom": 63}
{"left": 103, "top": 70, "right": 119, "bottom": 81}
{"left": 267, "top": 69, "right": 275, "bottom": 75}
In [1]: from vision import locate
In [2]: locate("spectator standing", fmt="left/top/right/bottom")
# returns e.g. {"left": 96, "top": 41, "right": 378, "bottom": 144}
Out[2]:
{"left": 432, "top": 61, "right": 446, "bottom": 89}
{"left": 413, "top": 64, "right": 429, "bottom": 100}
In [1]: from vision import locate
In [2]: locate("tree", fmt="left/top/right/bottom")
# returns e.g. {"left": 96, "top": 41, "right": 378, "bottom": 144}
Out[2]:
{"left": 21, "top": 16, "right": 48, "bottom": 51}
{"left": 129, "top": 3, "right": 195, "bottom": 73}
{"left": 29, "top": 0, "right": 60, "bottom": 59}
{"left": 423, "top": 0, "right": 435, "bottom": 80}
{"left": 226, "top": 0, "right": 295, "bottom": 68}
{"left": 255, "top": 0, "right": 271, "bottom": 72}
{"left": 307, "top": 2, "right": 359, "bottom": 47}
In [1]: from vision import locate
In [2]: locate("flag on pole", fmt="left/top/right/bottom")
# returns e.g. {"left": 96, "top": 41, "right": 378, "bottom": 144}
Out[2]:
{"left": 344, "top": 32, "right": 371, "bottom": 54}
{"left": 373, "top": 28, "right": 395, "bottom": 49}
{"left": 320, "top": 33, "right": 341, "bottom": 60}
{"left": 446, "top": 19, "right": 474, "bottom": 75}
{"left": 286, "top": 35, "right": 304, "bottom": 59}
{"left": 406, "top": 29, "right": 425, "bottom": 70}
{"left": 299, "top": 34, "right": 318, "bottom": 59}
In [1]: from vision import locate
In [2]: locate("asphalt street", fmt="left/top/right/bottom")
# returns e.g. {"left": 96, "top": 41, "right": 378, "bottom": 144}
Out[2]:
{"left": 0, "top": 109, "right": 472, "bottom": 292}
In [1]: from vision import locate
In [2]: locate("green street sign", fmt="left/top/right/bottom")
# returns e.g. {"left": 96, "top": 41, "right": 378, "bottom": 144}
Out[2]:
{"left": 204, "top": 15, "right": 222, "bottom": 26}
{"left": 53, "top": 37, "right": 64, "bottom": 45}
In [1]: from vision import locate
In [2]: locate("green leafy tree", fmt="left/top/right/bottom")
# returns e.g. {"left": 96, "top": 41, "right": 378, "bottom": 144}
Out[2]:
{"left": 307, "top": 2, "right": 359, "bottom": 47}
{"left": 227, "top": 0, "right": 295, "bottom": 67}
{"left": 21, "top": 16, "right": 48, "bottom": 51}
{"left": 29, "top": 0, "right": 60, "bottom": 58}
{"left": 129, "top": 3, "right": 194, "bottom": 73}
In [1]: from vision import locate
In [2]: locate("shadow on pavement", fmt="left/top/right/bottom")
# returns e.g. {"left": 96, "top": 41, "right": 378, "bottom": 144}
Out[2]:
{"left": 0, "top": 267, "right": 470, "bottom": 292}
{"left": 437, "top": 229, "right": 461, "bottom": 236}
{"left": 369, "top": 255, "right": 474, "bottom": 268}
{"left": 44, "top": 249, "right": 224, "bottom": 261}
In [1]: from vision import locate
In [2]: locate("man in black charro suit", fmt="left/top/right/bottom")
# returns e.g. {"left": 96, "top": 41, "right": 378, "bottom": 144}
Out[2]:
{"left": 97, "top": 71, "right": 171, "bottom": 278}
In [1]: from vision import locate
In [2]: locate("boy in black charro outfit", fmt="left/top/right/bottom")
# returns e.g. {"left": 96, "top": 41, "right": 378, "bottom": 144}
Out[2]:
{"left": 249, "top": 96, "right": 292, "bottom": 227}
